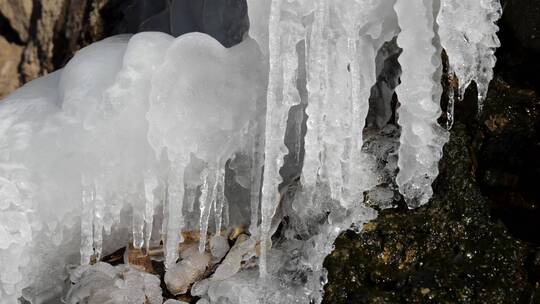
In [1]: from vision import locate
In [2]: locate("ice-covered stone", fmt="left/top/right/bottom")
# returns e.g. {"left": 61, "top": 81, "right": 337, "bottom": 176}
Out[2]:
{"left": 165, "top": 244, "right": 212, "bottom": 295}
{"left": 65, "top": 263, "right": 162, "bottom": 304}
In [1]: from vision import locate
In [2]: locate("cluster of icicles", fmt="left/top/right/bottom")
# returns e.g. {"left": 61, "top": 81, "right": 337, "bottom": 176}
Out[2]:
{"left": 0, "top": 0, "right": 501, "bottom": 303}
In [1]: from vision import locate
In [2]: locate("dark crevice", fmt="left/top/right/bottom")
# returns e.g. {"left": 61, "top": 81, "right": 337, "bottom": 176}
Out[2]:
{"left": 0, "top": 13, "right": 24, "bottom": 45}
{"left": 51, "top": 0, "right": 72, "bottom": 70}
{"left": 17, "top": 0, "right": 44, "bottom": 84}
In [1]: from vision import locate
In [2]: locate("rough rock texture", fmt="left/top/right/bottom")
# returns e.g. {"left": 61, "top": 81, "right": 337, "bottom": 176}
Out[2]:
{"left": 478, "top": 79, "right": 540, "bottom": 246}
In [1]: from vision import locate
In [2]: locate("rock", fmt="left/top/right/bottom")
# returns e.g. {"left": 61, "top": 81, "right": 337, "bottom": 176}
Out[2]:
{"left": 0, "top": 36, "right": 22, "bottom": 98}
{"left": 477, "top": 79, "right": 540, "bottom": 244}
{"left": 0, "top": 0, "right": 33, "bottom": 42}
{"left": 496, "top": 0, "right": 540, "bottom": 88}
{"left": 0, "top": 0, "right": 125, "bottom": 98}
{"left": 323, "top": 123, "right": 534, "bottom": 303}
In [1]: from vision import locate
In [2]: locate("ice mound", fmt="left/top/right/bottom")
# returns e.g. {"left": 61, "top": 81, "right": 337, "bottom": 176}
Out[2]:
{"left": 0, "top": 0, "right": 502, "bottom": 302}
{"left": 0, "top": 32, "right": 265, "bottom": 302}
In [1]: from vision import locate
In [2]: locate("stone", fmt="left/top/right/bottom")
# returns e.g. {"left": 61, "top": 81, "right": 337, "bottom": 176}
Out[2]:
{"left": 0, "top": 0, "right": 33, "bottom": 42}
{"left": 323, "top": 123, "right": 534, "bottom": 303}
{"left": 0, "top": 36, "right": 22, "bottom": 98}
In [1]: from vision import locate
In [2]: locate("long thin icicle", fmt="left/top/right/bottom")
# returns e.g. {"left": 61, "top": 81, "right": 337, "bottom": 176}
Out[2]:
{"left": 144, "top": 172, "right": 158, "bottom": 251}
{"left": 249, "top": 121, "right": 263, "bottom": 235}
{"left": 214, "top": 172, "right": 227, "bottom": 235}
{"left": 302, "top": 0, "right": 327, "bottom": 190}
{"left": 165, "top": 161, "right": 185, "bottom": 269}
{"left": 92, "top": 178, "right": 105, "bottom": 259}
{"left": 132, "top": 182, "right": 145, "bottom": 249}
{"left": 80, "top": 176, "right": 94, "bottom": 265}
{"left": 259, "top": 0, "right": 297, "bottom": 277}
{"left": 198, "top": 167, "right": 213, "bottom": 253}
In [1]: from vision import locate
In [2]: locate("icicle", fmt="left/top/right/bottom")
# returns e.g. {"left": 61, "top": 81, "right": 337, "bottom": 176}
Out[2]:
{"left": 437, "top": 0, "right": 502, "bottom": 112}
{"left": 92, "top": 178, "right": 105, "bottom": 259}
{"left": 446, "top": 85, "right": 455, "bottom": 130}
{"left": 222, "top": 195, "right": 230, "bottom": 231}
{"left": 341, "top": 34, "right": 380, "bottom": 207}
{"left": 302, "top": 0, "right": 327, "bottom": 190}
{"left": 248, "top": 121, "right": 263, "bottom": 235}
{"left": 259, "top": 0, "right": 308, "bottom": 277}
{"left": 214, "top": 173, "right": 227, "bottom": 235}
{"left": 144, "top": 172, "right": 158, "bottom": 251}
{"left": 132, "top": 181, "right": 146, "bottom": 249}
{"left": 259, "top": 0, "right": 285, "bottom": 277}
{"left": 165, "top": 161, "right": 186, "bottom": 269}
{"left": 161, "top": 180, "right": 169, "bottom": 247}
{"left": 197, "top": 167, "right": 212, "bottom": 253}
{"left": 80, "top": 176, "right": 94, "bottom": 265}
{"left": 394, "top": 0, "right": 449, "bottom": 208}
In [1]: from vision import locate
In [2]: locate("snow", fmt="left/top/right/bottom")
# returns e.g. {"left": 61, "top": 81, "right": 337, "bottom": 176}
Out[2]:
{"left": 0, "top": 0, "right": 502, "bottom": 302}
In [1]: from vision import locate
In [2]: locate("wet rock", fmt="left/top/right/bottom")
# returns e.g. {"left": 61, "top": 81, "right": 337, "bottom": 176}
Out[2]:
{"left": 323, "top": 123, "right": 535, "bottom": 304}
{"left": 496, "top": 0, "right": 540, "bottom": 88}
{"left": 476, "top": 79, "right": 540, "bottom": 244}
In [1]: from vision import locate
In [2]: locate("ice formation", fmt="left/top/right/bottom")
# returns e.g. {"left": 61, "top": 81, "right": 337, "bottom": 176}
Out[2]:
{"left": 438, "top": 0, "right": 502, "bottom": 115}
{"left": 0, "top": 0, "right": 502, "bottom": 303}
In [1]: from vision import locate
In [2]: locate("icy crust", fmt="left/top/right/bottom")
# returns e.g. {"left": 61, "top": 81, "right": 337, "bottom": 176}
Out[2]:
{"left": 437, "top": 0, "right": 502, "bottom": 112}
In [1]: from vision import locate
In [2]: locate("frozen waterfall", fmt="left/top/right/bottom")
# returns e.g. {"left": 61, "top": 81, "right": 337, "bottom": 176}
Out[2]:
{"left": 0, "top": 0, "right": 501, "bottom": 303}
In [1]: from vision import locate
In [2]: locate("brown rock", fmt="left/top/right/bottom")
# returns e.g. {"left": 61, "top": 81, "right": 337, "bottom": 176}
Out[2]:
{"left": 0, "top": 36, "right": 22, "bottom": 98}
{"left": 0, "top": 0, "right": 33, "bottom": 41}
{"left": 1, "top": 0, "right": 119, "bottom": 97}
